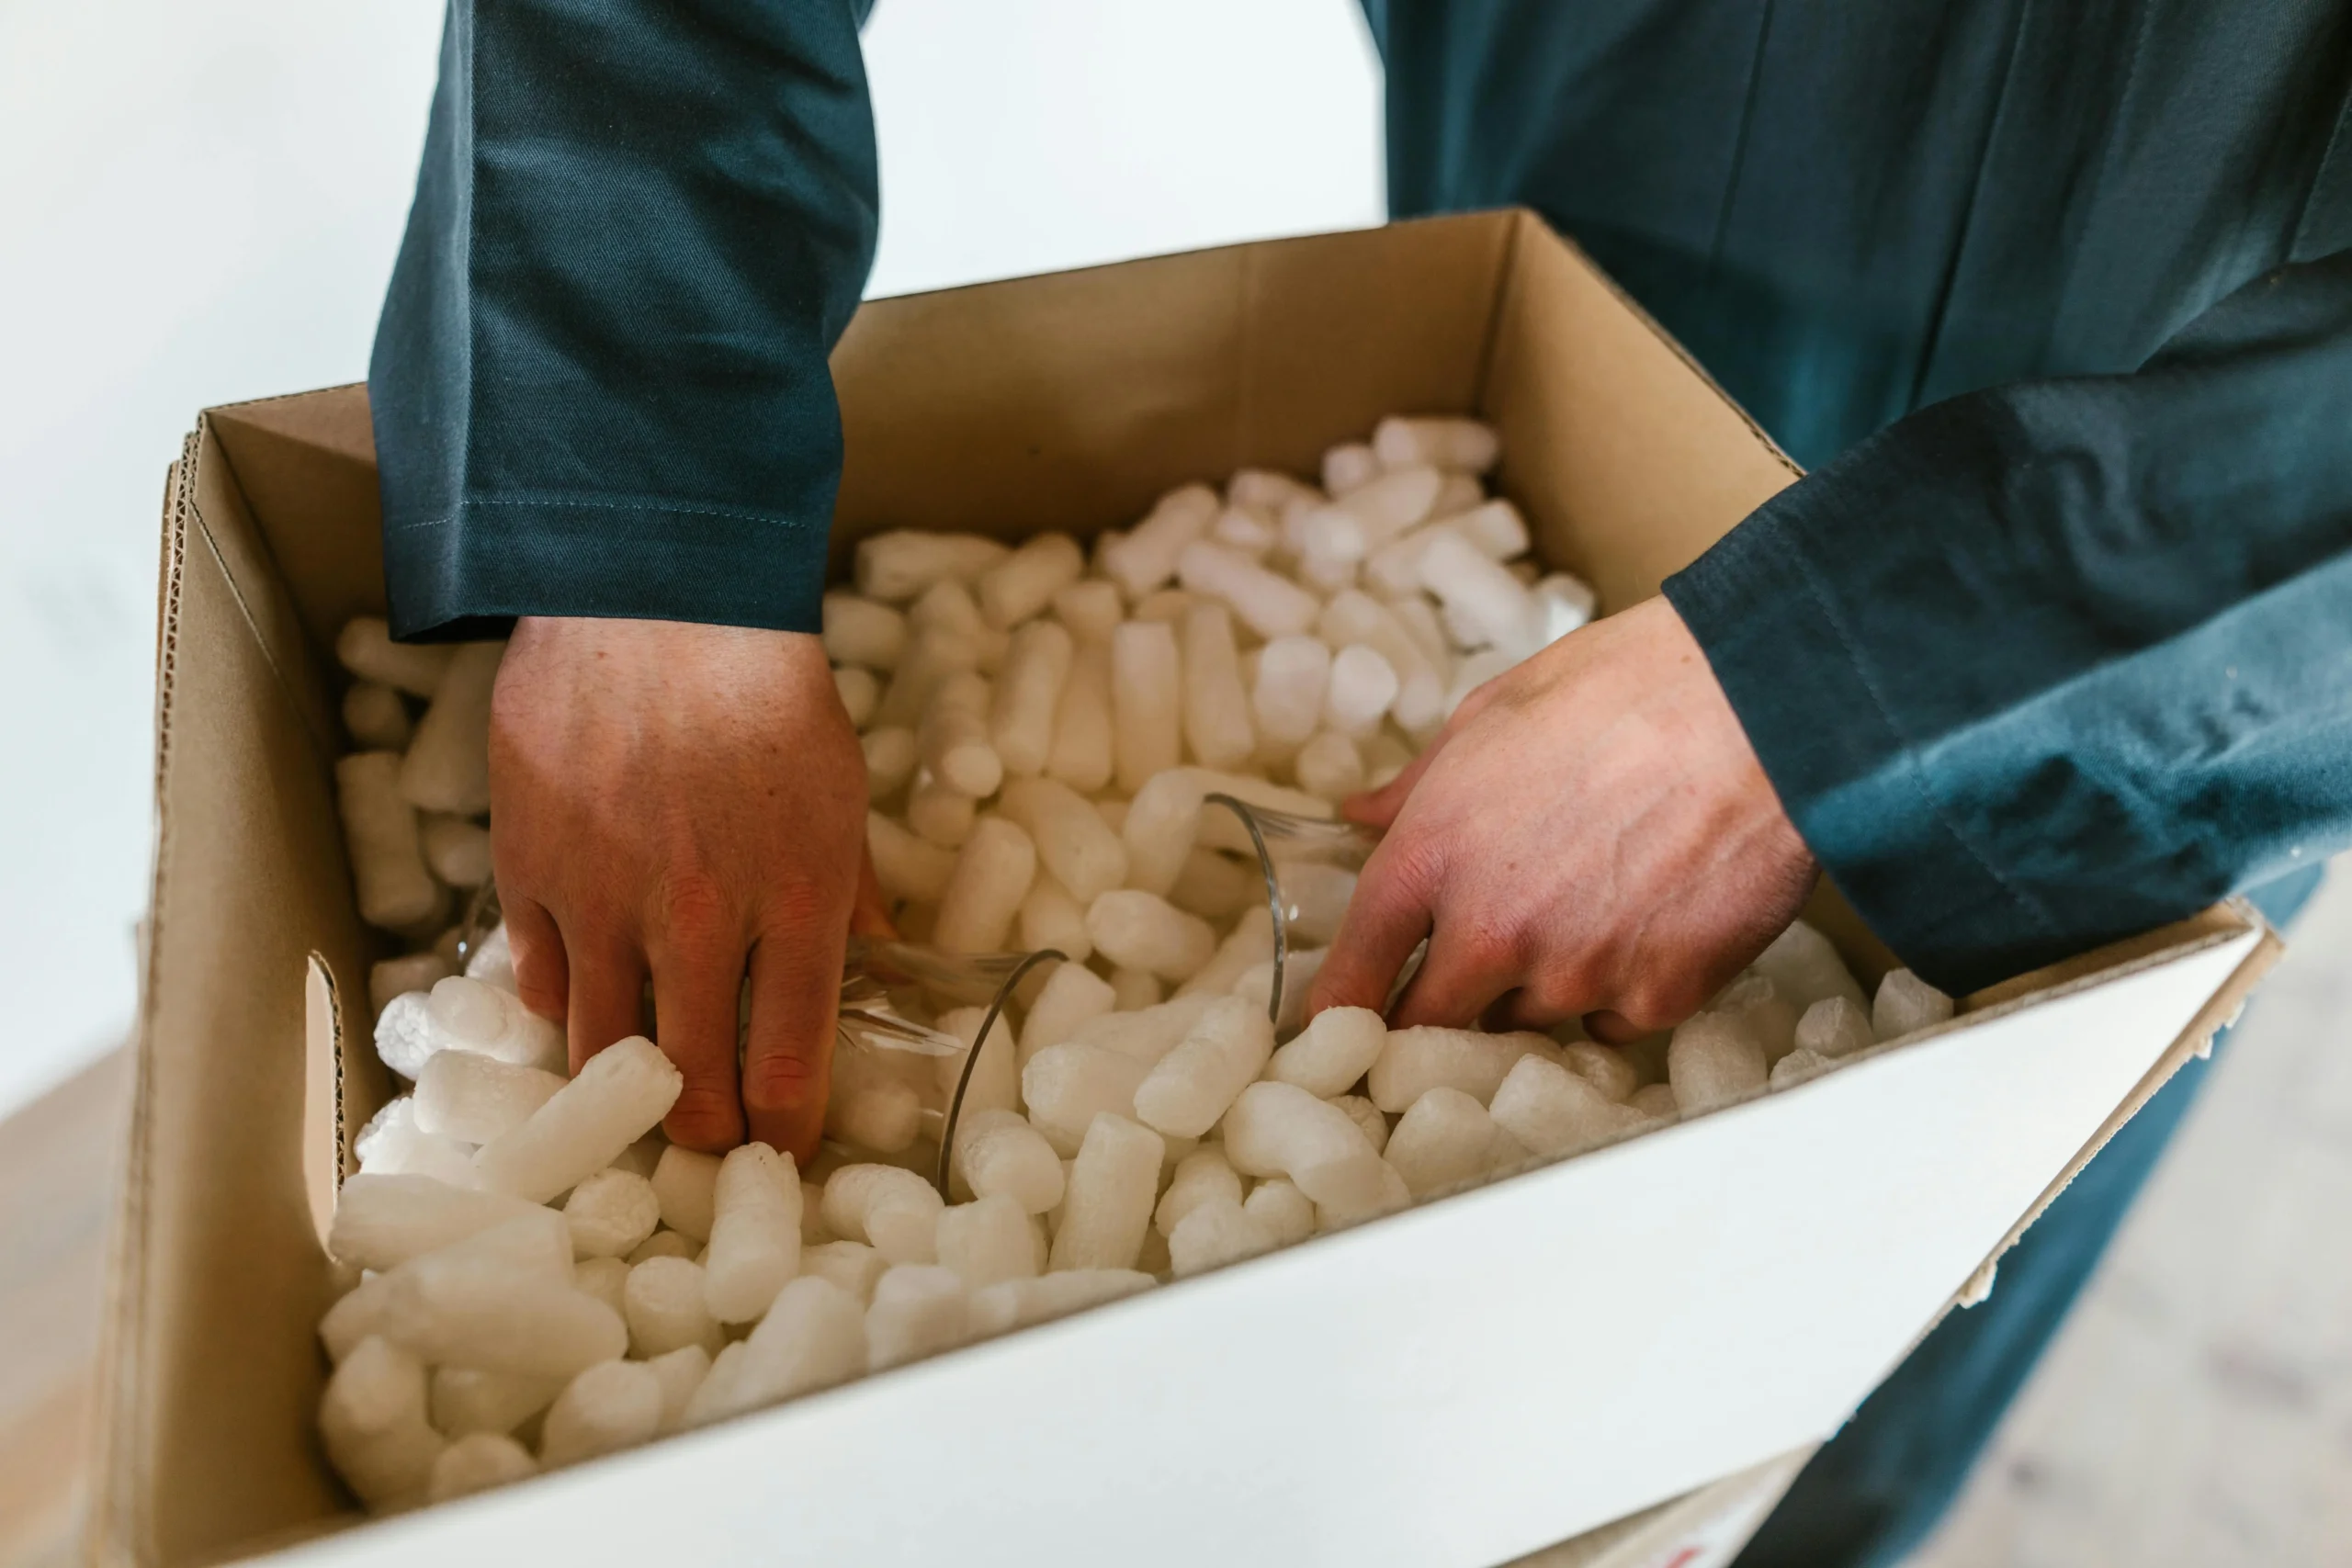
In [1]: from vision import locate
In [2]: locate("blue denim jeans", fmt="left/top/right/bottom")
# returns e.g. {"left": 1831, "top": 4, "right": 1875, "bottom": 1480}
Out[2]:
{"left": 1734, "top": 866, "right": 2324, "bottom": 1568}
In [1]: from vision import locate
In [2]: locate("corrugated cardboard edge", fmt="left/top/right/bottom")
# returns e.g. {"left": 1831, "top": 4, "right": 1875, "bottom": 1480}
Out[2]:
{"left": 86, "top": 437, "right": 199, "bottom": 1568}
{"left": 1839, "top": 897, "right": 2285, "bottom": 1393}
{"left": 1505, "top": 1446, "right": 1814, "bottom": 1568}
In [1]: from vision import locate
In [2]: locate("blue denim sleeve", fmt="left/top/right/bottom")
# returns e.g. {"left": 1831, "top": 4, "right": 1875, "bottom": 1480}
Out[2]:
{"left": 368, "top": 0, "right": 879, "bottom": 639}
{"left": 1665, "top": 251, "right": 2352, "bottom": 992}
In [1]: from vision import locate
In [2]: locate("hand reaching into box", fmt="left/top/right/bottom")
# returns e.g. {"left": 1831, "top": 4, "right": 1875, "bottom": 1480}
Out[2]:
{"left": 487, "top": 616, "right": 867, "bottom": 1157}
{"left": 1313, "top": 596, "right": 1820, "bottom": 1042}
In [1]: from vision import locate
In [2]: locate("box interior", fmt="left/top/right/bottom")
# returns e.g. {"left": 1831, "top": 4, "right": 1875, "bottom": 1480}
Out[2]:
{"left": 96, "top": 210, "right": 2258, "bottom": 1567}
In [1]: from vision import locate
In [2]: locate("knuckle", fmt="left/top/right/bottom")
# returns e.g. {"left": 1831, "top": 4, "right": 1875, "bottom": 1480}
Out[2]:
{"left": 662, "top": 1080, "right": 746, "bottom": 1153}
{"left": 742, "top": 1044, "right": 829, "bottom": 1117}
{"left": 658, "top": 869, "right": 734, "bottom": 944}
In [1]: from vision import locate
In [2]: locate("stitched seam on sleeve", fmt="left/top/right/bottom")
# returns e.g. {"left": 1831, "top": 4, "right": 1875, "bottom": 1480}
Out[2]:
{"left": 1759, "top": 522, "right": 2067, "bottom": 942}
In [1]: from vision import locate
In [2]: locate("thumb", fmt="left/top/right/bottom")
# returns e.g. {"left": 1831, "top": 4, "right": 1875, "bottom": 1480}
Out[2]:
{"left": 1307, "top": 831, "right": 1437, "bottom": 1020}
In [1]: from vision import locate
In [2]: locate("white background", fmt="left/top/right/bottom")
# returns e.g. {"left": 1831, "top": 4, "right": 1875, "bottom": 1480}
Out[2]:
{"left": 0, "top": 0, "right": 1382, "bottom": 1119}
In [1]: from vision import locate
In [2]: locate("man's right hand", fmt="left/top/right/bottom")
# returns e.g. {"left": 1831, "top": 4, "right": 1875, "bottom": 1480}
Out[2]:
{"left": 488, "top": 615, "right": 867, "bottom": 1159}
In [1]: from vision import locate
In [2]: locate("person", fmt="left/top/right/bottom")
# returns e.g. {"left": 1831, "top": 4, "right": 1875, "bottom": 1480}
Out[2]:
{"left": 367, "top": 4, "right": 2352, "bottom": 1561}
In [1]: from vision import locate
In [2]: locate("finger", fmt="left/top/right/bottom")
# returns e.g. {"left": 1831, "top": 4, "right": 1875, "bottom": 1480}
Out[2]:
{"left": 648, "top": 929, "right": 752, "bottom": 1153}
{"left": 1309, "top": 839, "right": 1438, "bottom": 1019}
{"left": 742, "top": 902, "right": 852, "bottom": 1161}
{"left": 850, "top": 847, "right": 897, "bottom": 940}
{"left": 1342, "top": 745, "right": 1438, "bottom": 829}
{"left": 562, "top": 921, "right": 648, "bottom": 1077}
{"left": 1387, "top": 919, "right": 1521, "bottom": 1030}
{"left": 1583, "top": 1010, "right": 1651, "bottom": 1045}
{"left": 1341, "top": 679, "right": 1505, "bottom": 829}
{"left": 502, "top": 892, "right": 569, "bottom": 1024}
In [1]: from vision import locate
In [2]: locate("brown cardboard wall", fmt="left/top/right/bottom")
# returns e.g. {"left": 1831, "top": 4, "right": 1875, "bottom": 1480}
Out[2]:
{"left": 1479, "top": 210, "right": 1801, "bottom": 613}
{"left": 828, "top": 214, "right": 1517, "bottom": 573}
{"left": 97, "top": 426, "right": 379, "bottom": 1565}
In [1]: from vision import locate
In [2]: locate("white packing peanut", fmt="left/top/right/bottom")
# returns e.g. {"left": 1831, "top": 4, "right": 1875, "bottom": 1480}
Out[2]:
{"left": 863, "top": 726, "right": 919, "bottom": 802}
{"left": 1100, "top": 484, "right": 1221, "bottom": 600}
{"left": 540, "top": 1359, "right": 663, "bottom": 1468}
{"left": 564, "top": 1169, "right": 662, "bottom": 1259}
{"left": 953, "top": 1108, "right": 1068, "bottom": 1214}
{"left": 427, "top": 1432, "right": 537, "bottom": 1503}
{"left": 1111, "top": 620, "right": 1183, "bottom": 794}
{"left": 336, "top": 616, "right": 456, "bottom": 697}
{"left": 344, "top": 682, "right": 413, "bottom": 752}
{"left": 471, "top": 1037, "right": 683, "bottom": 1203}
{"left": 1668, "top": 1012, "right": 1769, "bottom": 1113}
{"left": 1798, "top": 995, "right": 1878, "bottom": 1059}
{"left": 977, "top": 533, "right": 1085, "bottom": 630}
{"left": 867, "top": 811, "right": 958, "bottom": 904}
{"left": 646, "top": 1345, "right": 712, "bottom": 1435}
{"left": 1753, "top": 919, "right": 1869, "bottom": 1014}
{"left": 320, "top": 1337, "right": 443, "bottom": 1508}
{"left": 1179, "top": 602, "right": 1256, "bottom": 770}
{"left": 801, "top": 1240, "right": 889, "bottom": 1303}
{"left": 905, "top": 770, "right": 978, "bottom": 849}
{"left": 998, "top": 775, "right": 1128, "bottom": 901}
{"left": 919, "top": 670, "right": 1004, "bottom": 798}
{"left": 1086, "top": 888, "right": 1216, "bottom": 980}
{"left": 1047, "top": 1113, "right": 1164, "bottom": 1271}
{"left": 1169, "top": 1196, "right": 1275, "bottom": 1278}
{"left": 1874, "top": 968, "right": 1955, "bottom": 1039}
{"left": 1488, "top": 1055, "right": 1646, "bottom": 1160}
{"left": 1051, "top": 579, "right": 1125, "bottom": 642}
{"left": 1418, "top": 531, "right": 1532, "bottom": 652}
{"left": 1176, "top": 906, "right": 1277, "bottom": 1003}
{"left": 1132, "top": 995, "right": 1276, "bottom": 1138}
{"left": 1266, "top": 1005, "right": 1386, "bottom": 1098}
{"left": 1019, "top": 962, "right": 1118, "bottom": 1065}
{"left": 865, "top": 1265, "right": 970, "bottom": 1371}
{"left": 1251, "top": 634, "right": 1332, "bottom": 750}
{"left": 1385, "top": 1087, "right": 1521, "bottom": 1197}
{"left": 336, "top": 752, "right": 443, "bottom": 931}
{"left": 378, "top": 1233, "right": 629, "bottom": 1381}
{"left": 1020, "top": 1043, "right": 1150, "bottom": 1156}
{"left": 1372, "top": 415, "right": 1500, "bottom": 473}
{"left": 854, "top": 531, "right": 1011, "bottom": 603}
{"left": 1046, "top": 639, "right": 1115, "bottom": 792}
{"left": 1322, "top": 442, "right": 1379, "bottom": 495}
{"left": 936, "top": 1193, "right": 1039, "bottom": 1289}
{"left": 821, "top": 1164, "right": 945, "bottom": 1265}
{"left": 932, "top": 815, "right": 1037, "bottom": 953}
{"left": 327, "top": 1175, "right": 566, "bottom": 1275}
{"left": 1293, "top": 732, "right": 1366, "bottom": 803}
{"left": 413, "top": 1051, "right": 564, "bottom": 1145}
{"left": 400, "top": 641, "right": 503, "bottom": 816}
{"left": 1154, "top": 1145, "right": 1243, "bottom": 1237}
{"left": 1242, "top": 1178, "right": 1316, "bottom": 1246}
{"left": 1168, "top": 847, "right": 1260, "bottom": 921}
{"left": 650, "top": 1145, "right": 721, "bottom": 1242}
{"left": 822, "top": 592, "right": 908, "bottom": 670}
{"left": 1176, "top": 540, "right": 1320, "bottom": 640}
{"left": 1018, "top": 876, "right": 1094, "bottom": 963}
{"left": 624, "top": 1256, "right": 724, "bottom": 1358}
{"left": 989, "top": 619, "right": 1074, "bottom": 778}
{"left": 701, "top": 1143, "right": 803, "bottom": 1323}
{"left": 1367, "top": 1027, "right": 1559, "bottom": 1112}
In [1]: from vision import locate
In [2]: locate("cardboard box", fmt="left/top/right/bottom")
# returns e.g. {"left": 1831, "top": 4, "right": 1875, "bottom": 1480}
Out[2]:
{"left": 90, "top": 209, "right": 2278, "bottom": 1567}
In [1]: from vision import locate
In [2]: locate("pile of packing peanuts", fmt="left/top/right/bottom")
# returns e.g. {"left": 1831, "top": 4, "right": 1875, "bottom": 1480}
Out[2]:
{"left": 322, "top": 415, "right": 1953, "bottom": 1511}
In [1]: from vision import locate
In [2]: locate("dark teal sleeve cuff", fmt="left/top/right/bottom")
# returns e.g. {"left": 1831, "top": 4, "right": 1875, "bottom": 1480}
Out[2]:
{"left": 1667, "top": 252, "right": 2352, "bottom": 993}
{"left": 369, "top": 0, "right": 877, "bottom": 639}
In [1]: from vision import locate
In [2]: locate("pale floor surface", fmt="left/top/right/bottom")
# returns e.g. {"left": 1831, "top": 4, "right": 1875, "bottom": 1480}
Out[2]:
{"left": 1905, "top": 867, "right": 2352, "bottom": 1568}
